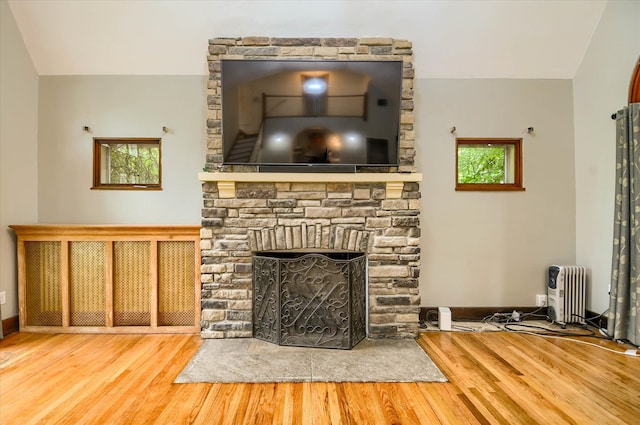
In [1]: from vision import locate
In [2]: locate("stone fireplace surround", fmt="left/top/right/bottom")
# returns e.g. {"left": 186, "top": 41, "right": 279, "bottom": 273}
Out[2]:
{"left": 199, "top": 37, "right": 421, "bottom": 339}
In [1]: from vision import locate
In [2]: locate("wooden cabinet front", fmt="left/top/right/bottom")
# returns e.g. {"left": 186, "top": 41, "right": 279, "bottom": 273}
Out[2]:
{"left": 10, "top": 225, "right": 201, "bottom": 334}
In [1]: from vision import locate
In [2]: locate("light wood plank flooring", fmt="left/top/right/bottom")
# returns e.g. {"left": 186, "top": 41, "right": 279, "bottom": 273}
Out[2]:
{"left": 1, "top": 331, "right": 638, "bottom": 424}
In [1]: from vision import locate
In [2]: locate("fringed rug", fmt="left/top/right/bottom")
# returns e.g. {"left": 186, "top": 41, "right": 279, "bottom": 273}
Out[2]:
{"left": 175, "top": 338, "right": 447, "bottom": 383}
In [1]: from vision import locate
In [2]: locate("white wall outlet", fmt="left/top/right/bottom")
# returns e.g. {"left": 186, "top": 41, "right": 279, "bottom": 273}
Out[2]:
{"left": 0, "top": 291, "right": 6, "bottom": 305}
{"left": 536, "top": 294, "right": 547, "bottom": 307}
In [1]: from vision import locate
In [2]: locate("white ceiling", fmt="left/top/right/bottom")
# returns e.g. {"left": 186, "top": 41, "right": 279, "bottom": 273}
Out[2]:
{"left": 7, "top": 0, "right": 607, "bottom": 79}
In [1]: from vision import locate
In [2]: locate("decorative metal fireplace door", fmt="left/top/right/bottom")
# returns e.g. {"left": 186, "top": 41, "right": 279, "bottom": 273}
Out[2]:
{"left": 253, "top": 250, "right": 366, "bottom": 349}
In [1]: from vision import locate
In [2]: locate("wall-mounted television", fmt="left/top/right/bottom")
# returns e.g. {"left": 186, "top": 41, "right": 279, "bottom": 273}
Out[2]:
{"left": 221, "top": 59, "right": 403, "bottom": 171}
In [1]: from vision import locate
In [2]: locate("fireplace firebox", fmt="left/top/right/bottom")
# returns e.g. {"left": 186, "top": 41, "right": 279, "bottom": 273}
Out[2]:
{"left": 252, "top": 250, "right": 366, "bottom": 349}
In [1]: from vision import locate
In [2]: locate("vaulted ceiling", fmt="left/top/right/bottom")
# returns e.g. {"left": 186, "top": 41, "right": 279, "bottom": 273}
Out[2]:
{"left": 7, "top": 0, "right": 607, "bottom": 79}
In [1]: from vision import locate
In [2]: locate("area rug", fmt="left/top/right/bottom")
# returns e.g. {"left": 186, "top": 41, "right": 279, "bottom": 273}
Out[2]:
{"left": 175, "top": 338, "right": 447, "bottom": 383}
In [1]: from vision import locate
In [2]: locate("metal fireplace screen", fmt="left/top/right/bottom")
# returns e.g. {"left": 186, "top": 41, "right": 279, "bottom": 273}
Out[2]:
{"left": 253, "top": 250, "right": 366, "bottom": 349}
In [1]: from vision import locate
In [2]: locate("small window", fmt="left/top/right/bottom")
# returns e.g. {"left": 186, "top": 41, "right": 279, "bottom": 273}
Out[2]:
{"left": 456, "top": 138, "right": 524, "bottom": 191}
{"left": 93, "top": 138, "right": 161, "bottom": 190}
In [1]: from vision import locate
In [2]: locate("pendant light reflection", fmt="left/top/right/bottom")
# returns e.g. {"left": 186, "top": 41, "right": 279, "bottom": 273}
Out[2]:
{"left": 303, "top": 77, "right": 328, "bottom": 95}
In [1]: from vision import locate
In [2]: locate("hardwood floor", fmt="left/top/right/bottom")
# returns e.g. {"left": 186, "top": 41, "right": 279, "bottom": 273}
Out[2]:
{"left": 1, "top": 330, "right": 638, "bottom": 424}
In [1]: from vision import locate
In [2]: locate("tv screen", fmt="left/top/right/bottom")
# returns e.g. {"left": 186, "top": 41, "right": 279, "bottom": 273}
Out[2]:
{"left": 221, "top": 59, "right": 403, "bottom": 170}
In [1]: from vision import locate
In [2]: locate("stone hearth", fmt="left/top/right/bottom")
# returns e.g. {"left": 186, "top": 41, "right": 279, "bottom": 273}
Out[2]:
{"left": 199, "top": 37, "right": 421, "bottom": 339}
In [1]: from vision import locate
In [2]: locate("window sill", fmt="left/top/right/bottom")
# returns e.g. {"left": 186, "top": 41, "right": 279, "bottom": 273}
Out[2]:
{"left": 455, "top": 185, "right": 525, "bottom": 192}
{"left": 91, "top": 185, "right": 162, "bottom": 191}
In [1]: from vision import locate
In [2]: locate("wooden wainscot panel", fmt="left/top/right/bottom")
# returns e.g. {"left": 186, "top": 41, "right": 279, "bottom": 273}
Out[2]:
{"left": 9, "top": 225, "right": 201, "bottom": 334}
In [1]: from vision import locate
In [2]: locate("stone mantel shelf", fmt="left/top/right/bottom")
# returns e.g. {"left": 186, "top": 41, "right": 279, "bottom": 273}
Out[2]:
{"left": 198, "top": 172, "right": 423, "bottom": 199}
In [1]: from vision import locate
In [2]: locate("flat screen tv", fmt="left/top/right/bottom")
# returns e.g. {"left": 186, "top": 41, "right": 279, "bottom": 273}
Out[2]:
{"left": 221, "top": 59, "right": 403, "bottom": 171}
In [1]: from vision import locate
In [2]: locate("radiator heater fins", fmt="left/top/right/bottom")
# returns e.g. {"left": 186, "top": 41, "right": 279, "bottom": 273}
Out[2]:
{"left": 547, "top": 265, "right": 587, "bottom": 325}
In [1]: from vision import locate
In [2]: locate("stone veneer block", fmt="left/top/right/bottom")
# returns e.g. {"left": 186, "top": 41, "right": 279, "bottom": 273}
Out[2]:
{"left": 281, "top": 47, "right": 314, "bottom": 56}
{"left": 359, "top": 37, "right": 394, "bottom": 45}
{"left": 314, "top": 47, "right": 339, "bottom": 57}
{"left": 242, "top": 37, "right": 270, "bottom": 46}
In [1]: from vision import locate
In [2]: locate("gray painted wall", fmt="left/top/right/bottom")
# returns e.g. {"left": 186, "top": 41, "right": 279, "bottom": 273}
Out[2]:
{"left": 35, "top": 76, "right": 577, "bottom": 312}
{"left": 37, "top": 76, "right": 207, "bottom": 224}
{"left": 574, "top": 0, "right": 640, "bottom": 314}
{"left": 0, "top": 0, "right": 39, "bottom": 321}
{"left": 417, "top": 78, "right": 576, "bottom": 307}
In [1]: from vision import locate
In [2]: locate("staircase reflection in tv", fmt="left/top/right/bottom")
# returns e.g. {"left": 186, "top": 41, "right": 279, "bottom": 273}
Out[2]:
{"left": 221, "top": 59, "right": 402, "bottom": 168}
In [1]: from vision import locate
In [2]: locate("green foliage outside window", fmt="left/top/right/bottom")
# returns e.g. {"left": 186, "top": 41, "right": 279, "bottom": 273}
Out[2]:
{"left": 107, "top": 143, "right": 159, "bottom": 184}
{"left": 455, "top": 138, "right": 523, "bottom": 191}
{"left": 457, "top": 146, "right": 506, "bottom": 184}
{"left": 93, "top": 138, "right": 161, "bottom": 190}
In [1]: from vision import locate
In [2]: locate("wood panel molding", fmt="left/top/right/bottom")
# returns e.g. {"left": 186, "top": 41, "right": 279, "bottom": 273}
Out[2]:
{"left": 2, "top": 315, "right": 19, "bottom": 336}
{"left": 8, "top": 225, "right": 201, "bottom": 334}
{"left": 420, "top": 307, "right": 608, "bottom": 329}
{"left": 9, "top": 224, "right": 201, "bottom": 238}
{"left": 420, "top": 306, "right": 548, "bottom": 323}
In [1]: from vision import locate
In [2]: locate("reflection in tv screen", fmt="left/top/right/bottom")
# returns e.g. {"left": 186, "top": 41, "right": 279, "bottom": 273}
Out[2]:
{"left": 221, "top": 59, "right": 402, "bottom": 168}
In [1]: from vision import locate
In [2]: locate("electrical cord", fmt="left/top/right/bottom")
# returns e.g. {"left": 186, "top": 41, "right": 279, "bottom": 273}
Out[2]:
{"left": 504, "top": 328, "right": 639, "bottom": 357}
{"left": 504, "top": 319, "right": 639, "bottom": 356}
{"left": 503, "top": 322, "right": 600, "bottom": 338}
{"left": 423, "top": 307, "right": 552, "bottom": 330}
{"left": 424, "top": 316, "right": 639, "bottom": 356}
{"left": 569, "top": 310, "right": 610, "bottom": 337}
{"left": 420, "top": 309, "right": 439, "bottom": 329}
{"left": 481, "top": 307, "right": 549, "bottom": 325}
{"left": 421, "top": 308, "right": 638, "bottom": 355}
{"left": 451, "top": 324, "right": 479, "bottom": 332}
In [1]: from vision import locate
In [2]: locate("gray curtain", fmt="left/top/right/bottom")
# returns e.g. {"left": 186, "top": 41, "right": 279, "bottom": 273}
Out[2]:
{"left": 609, "top": 103, "right": 640, "bottom": 346}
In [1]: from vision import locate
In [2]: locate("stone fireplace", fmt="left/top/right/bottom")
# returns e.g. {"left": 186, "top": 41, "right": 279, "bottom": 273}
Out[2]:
{"left": 199, "top": 37, "right": 421, "bottom": 339}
